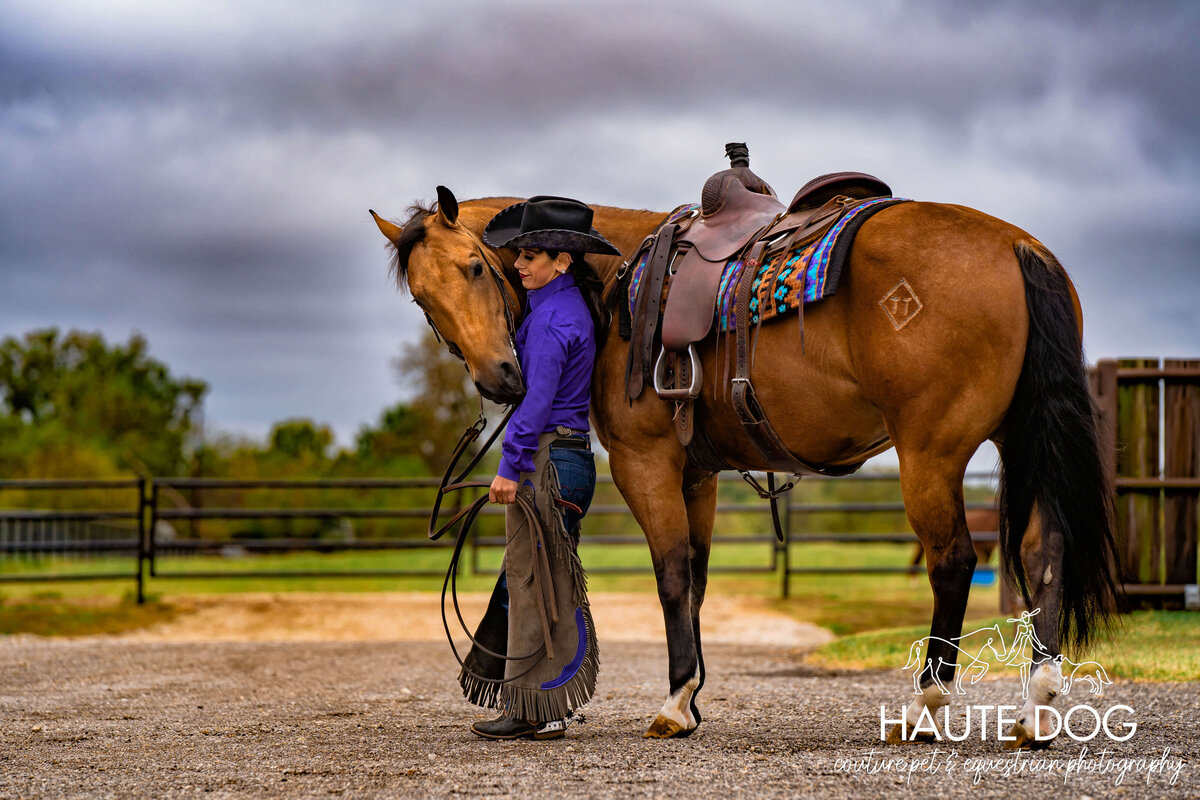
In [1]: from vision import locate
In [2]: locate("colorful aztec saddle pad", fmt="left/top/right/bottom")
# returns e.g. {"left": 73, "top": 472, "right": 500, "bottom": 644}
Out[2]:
{"left": 628, "top": 196, "right": 908, "bottom": 332}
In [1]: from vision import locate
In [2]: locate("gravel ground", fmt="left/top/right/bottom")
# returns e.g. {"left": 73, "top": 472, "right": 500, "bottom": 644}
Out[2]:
{"left": 1, "top": 633, "right": 1196, "bottom": 800}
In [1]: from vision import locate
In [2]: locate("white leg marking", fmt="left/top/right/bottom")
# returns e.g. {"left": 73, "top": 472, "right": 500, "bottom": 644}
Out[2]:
{"left": 902, "top": 683, "right": 950, "bottom": 736}
{"left": 657, "top": 671, "right": 701, "bottom": 730}
{"left": 1019, "top": 660, "right": 1063, "bottom": 738}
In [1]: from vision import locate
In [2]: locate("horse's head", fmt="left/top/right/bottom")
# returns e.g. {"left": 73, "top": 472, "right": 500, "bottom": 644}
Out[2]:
{"left": 980, "top": 634, "right": 1005, "bottom": 660}
{"left": 371, "top": 186, "right": 526, "bottom": 404}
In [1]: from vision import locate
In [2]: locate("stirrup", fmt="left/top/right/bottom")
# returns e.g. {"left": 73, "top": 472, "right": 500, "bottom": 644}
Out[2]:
{"left": 653, "top": 344, "right": 701, "bottom": 400}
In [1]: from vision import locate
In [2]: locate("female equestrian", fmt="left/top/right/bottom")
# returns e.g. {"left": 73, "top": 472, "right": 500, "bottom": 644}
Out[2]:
{"left": 462, "top": 196, "right": 618, "bottom": 741}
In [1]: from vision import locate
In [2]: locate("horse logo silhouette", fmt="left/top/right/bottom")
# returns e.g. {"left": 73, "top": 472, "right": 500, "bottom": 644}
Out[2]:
{"left": 902, "top": 608, "right": 1113, "bottom": 699}
{"left": 902, "top": 624, "right": 1007, "bottom": 695}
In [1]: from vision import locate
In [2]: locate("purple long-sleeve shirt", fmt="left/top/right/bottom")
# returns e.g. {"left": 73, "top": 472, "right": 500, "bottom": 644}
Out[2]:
{"left": 498, "top": 272, "right": 595, "bottom": 481}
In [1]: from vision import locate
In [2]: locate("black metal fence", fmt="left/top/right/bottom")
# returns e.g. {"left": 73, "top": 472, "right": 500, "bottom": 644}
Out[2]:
{"left": 0, "top": 478, "right": 145, "bottom": 593}
{"left": 777, "top": 472, "right": 997, "bottom": 597}
{"left": 0, "top": 472, "right": 999, "bottom": 603}
{"left": 148, "top": 477, "right": 454, "bottom": 582}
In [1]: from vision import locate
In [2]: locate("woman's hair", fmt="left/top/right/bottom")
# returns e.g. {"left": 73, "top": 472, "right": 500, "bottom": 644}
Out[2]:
{"left": 547, "top": 250, "right": 611, "bottom": 339}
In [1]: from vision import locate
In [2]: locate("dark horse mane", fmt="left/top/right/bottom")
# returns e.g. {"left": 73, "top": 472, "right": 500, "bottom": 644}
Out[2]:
{"left": 386, "top": 196, "right": 536, "bottom": 292}
{"left": 384, "top": 200, "right": 436, "bottom": 293}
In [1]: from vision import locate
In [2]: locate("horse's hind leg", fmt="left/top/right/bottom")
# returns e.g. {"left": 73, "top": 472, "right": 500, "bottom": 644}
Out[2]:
{"left": 886, "top": 451, "right": 977, "bottom": 744}
{"left": 1004, "top": 501, "right": 1065, "bottom": 750}
{"left": 608, "top": 444, "right": 702, "bottom": 739}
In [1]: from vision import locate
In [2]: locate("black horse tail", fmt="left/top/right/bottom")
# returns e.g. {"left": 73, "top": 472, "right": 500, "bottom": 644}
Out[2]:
{"left": 998, "top": 240, "right": 1120, "bottom": 652}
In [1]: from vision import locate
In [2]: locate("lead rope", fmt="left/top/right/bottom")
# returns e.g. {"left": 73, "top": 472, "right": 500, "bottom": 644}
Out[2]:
{"left": 430, "top": 402, "right": 560, "bottom": 686}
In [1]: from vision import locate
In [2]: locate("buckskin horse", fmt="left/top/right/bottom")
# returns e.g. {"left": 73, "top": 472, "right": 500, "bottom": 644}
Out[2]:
{"left": 369, "top": 169, "right": 1118, "bottom": 749}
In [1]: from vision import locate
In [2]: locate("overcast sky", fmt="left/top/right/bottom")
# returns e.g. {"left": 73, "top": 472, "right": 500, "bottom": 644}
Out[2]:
{"left": 1, "top": 0, "right": 1197, "bottom": 454}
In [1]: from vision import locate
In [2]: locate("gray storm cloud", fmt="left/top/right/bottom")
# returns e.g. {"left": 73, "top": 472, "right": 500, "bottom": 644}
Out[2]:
{"left": 1, "top": 0, "right": 1196, "bottom": 443}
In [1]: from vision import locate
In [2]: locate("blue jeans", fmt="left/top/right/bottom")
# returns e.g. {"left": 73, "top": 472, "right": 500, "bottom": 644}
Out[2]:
{"left": 549, "top": 442, "right": 596, "bottom": 537}
{"left": 496, "top": 440, "right": 596, "bottom": 610}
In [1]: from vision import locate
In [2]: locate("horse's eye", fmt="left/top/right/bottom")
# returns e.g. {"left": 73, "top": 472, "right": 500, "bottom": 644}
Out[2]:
{"left": 470, "top": 261, "right": 484, "bottom": 279}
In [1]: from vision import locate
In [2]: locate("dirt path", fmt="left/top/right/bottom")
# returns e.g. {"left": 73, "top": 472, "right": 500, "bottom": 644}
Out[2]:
{"left": 121, "top": 592, "right": 835, "bottom": 648}
{"left": 1, "top": 593, "right": 1195, "bottom": 798}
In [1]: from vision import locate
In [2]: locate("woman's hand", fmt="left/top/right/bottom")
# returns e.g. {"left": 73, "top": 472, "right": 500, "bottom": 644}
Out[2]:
{"left": 489, "top": 475, "right": 518, "bottom": 505}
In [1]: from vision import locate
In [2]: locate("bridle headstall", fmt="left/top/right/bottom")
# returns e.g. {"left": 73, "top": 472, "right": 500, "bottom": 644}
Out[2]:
{"left": 417, "top": 242, "right": 522, "bottom": 367}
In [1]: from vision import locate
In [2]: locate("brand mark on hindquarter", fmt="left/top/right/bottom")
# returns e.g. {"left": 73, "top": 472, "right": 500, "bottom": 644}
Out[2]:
{"left": 879, "top": 279, "right": 923, "bottom": 330}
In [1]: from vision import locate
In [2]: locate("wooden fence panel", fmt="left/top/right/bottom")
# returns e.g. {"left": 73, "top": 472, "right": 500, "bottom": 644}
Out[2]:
{"left": 1116, "top": 358, "right": 1161, "bottom": 585}
{"left": 1164, "top": 358, "right": 1200, "bottom": 586}
{"left": 1093, "top": 357, "right": 1200, "bottom": 606}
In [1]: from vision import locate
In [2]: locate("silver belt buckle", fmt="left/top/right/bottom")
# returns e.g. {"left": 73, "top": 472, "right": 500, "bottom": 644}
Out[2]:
{"left": 554, "top": 425, "right": 586, "bottom": 437}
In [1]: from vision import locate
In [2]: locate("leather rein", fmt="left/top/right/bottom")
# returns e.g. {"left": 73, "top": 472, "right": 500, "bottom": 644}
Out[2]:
{"left": 430, "top": 404, "right": 558, "bottom": 686}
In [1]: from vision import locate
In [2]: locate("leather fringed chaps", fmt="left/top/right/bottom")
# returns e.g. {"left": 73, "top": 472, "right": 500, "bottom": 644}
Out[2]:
{"left": 458, "top": 433, "right": 599, "bottom": 721}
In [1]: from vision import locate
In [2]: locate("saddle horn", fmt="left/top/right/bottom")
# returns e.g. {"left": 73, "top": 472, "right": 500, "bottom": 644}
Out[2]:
{"left": 725, "top": 142, "right": 750, "bottom": 168}
{"left": 701, "top": 142, "right": 776, "bottom": 217}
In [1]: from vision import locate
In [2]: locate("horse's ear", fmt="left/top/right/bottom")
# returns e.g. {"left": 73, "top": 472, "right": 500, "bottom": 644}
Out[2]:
{"left": 369, "top": 209, "right": 404, "bottom": 243}
{"left": 435, "top": 185, "right": 459, "bottom": 226}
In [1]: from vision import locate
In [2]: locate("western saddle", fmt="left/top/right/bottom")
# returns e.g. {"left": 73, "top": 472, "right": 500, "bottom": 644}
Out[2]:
{"left": 622, "top": 143, "right": 892, "bottom": 483}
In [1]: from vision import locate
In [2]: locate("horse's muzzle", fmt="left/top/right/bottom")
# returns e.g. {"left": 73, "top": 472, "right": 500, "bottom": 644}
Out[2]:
{"left": 475, "top": 360, "right": 525, "bottom": 405}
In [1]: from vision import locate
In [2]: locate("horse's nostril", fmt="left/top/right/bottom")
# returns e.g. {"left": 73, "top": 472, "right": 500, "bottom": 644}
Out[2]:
{"left": 500, "top": 361, "right": 518, "bottom": 379}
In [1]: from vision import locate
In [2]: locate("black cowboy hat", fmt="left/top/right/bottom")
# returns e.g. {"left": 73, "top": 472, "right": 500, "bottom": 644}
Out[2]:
{"left": 482, "top": 196, "right": 621, "bottom": 256}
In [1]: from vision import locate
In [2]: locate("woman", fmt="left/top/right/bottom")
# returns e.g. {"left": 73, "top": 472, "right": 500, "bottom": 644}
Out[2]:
{"left": 460, "top": 196, "right": 619, "bottom": 741}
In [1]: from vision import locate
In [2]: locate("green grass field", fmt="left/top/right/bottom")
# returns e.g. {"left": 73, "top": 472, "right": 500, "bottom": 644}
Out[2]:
{"left": 807, "top": 611, "right": 1200, "bottom": 682}
{"left": 0, "top": 538, "right": 942, "bottom": 596}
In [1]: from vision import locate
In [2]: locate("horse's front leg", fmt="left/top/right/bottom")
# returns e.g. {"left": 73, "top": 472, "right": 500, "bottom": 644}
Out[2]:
{"left": 955, "top": 657, "right": 983, "bottom": 694}
{"left": 609, "top": 444, "right": 700, "bottom": 739}
{"left": 681, "top": 468, "right": 718, "bottom": 731}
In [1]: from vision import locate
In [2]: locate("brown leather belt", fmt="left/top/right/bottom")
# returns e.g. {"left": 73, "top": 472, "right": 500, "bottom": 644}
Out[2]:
{"left": 550, "top": 435, "right": 590, "bottom": 451}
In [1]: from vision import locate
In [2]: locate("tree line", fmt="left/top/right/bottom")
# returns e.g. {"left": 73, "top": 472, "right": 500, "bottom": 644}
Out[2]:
{"left": 0, "top": 327, "right": 480, "bottom": 481}
{"left": 0, "top": 328, "right": 993, "bottom": 540}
